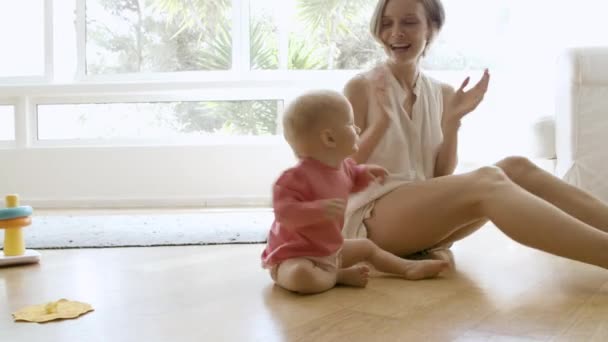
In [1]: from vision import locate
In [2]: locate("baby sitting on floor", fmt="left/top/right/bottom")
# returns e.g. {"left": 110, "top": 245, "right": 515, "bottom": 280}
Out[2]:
{"left": 261, "top": 90, "right": 448, "bottom": 294}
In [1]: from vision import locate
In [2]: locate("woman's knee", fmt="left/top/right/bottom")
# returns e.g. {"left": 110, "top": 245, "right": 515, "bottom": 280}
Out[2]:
{"left": 473, "top": 165, "right": 510, "bottom": 184}
{"left": 495, "top": 156, "right": 536, "bottom": 181}
{"left": 469, "top": 166, "right": 519, "bottom": 213}
{"left": 471, "top": 166, "right": 513, "bottom": 197}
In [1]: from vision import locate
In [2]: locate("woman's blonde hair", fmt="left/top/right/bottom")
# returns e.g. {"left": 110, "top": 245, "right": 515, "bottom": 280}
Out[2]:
{"left": 370, "top": 0, "right": 445, "bottom": 48}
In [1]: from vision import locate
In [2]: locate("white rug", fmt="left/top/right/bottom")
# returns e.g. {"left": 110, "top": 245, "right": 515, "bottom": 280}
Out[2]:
{"left": 12, "top": 210, "right": 273, "bottom": 249}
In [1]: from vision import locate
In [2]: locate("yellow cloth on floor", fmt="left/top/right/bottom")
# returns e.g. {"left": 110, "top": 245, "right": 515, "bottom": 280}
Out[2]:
{"left": 12, "top": 299, "right": 93, "bottom": 323}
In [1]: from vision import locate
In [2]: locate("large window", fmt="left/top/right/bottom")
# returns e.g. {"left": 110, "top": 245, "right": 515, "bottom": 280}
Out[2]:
{"left": 248, "top": 0, "right": 384, "bottom": 71}
{"left": 74, "top": 0, "right": 608, "bottom": 150}
{"left": 84, "top": 0, "right": 384, "bottom": 74}
{"left": 86, "top": 0, "right": 233, "bottom": 74}
{"left": 1, "top": 0, "right": 607, "bottom": 208}
{"left": 4, "top": 0, "right": 603, "bottom": 148}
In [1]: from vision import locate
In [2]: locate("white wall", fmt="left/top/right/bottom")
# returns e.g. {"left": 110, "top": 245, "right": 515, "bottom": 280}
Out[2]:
{"left": 0, "top": 143, "right": 295, "bottom": 208}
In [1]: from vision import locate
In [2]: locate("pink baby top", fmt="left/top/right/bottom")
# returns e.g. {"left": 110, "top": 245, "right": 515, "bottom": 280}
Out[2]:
{"left": 261, "top": 157, "right": 373, "bottom": 268}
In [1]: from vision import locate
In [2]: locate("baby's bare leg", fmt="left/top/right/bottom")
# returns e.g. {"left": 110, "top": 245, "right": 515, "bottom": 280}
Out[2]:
{"left": 341, "top": 239, "right": 449, "bottom": 280}
{"left": 274, "top": 258, "right": 337, "bottom": 294}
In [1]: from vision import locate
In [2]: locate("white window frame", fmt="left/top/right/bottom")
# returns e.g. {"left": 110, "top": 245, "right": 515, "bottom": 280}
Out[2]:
{"left": 0, "top": 0, "right": 53, "bottom": 85}
{"left": 0, "top": 0, "right": 363, "bottom": 208}
{"left": 0, "top": 100, "right": 17, "bottom": 148}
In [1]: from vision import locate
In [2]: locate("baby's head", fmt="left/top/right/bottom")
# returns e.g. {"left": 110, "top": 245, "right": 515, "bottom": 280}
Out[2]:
{"left": 283, "top": 90, "right": 360, "bottom": 161}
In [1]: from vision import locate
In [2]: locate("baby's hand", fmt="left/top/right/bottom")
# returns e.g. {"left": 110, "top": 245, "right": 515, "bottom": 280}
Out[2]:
{"left": 365, "top": 165, "right": 389, "bottom": 184}
{"left": 321, "top": 198, "right": 346, "bottom": 221}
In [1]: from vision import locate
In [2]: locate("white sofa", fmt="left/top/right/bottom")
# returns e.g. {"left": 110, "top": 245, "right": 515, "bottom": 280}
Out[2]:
{"left": 554, "top": 47, "right": 608, "bottom": 202}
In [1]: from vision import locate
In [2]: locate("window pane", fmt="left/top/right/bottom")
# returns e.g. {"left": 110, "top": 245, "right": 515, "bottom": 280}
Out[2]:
{"left": 431, "top": 0, "right": 608, "bottom": 72}
{"left": 424, "top": 0, "right": 510, "bottom": 70}
{"left": 250, "top": 0, "right": 279, "bottom": 70}
{"left": 0, "top": 106, "right": 15, "bottom": 141}
{"left": 289, "top": 0, "right": 383, "bottom": 70}
{"left": 0, "top": 0, "right": 44, "bottom": 77}
{"left": 86, "top": 0, "right": 232, "bottom": 75}
{"left": 37, "top": 100, "right": 280, "bottom": 140}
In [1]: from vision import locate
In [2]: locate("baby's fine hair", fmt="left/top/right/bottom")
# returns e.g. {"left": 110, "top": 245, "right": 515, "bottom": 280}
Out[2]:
{"left": 282, "top": 90, "right": 351, "bottom": 149}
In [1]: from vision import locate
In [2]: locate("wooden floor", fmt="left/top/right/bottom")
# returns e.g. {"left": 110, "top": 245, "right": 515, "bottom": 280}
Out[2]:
{"left": 1, "top": 225, "right": 607, "bottom": 342}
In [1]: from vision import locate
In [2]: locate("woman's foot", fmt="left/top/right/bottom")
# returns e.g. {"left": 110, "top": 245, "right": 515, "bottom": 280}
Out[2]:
{"left": 408, "top": 247, "right": 455, "bottom": 269}
{"left": 337, "top": 265, "right": 370, "bottom": 287}
{"left": 402, "top": 259, "right": 449, "bottom": 280}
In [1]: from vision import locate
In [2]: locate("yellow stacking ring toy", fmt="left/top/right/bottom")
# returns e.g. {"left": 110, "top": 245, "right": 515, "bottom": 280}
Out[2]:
{"left": 0, "top": 194, "right": 41, "bottom": 267}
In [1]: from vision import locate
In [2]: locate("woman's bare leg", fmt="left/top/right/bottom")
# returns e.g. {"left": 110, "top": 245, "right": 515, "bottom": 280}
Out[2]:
{"left": 410, "top": 218, "right": 488, "bottom": 267}
{"left": 365, "top": 166, "right": 608, "bottom": 269}
{"left": 366, "top": 171, "right": 487, "bottom": 256}
{"left": 401, "top": 155, "right": 608, "bottom": 258}
{"left": 496, "top": 156, "right": 608, "bottom": 232}
{"left": 432, "top": 218, "right": 488, "bottom": 248}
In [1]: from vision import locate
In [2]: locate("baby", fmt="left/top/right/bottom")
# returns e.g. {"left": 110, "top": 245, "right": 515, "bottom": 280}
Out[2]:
{"left": 261, "top": 90, "right": 448, "bottom": 294}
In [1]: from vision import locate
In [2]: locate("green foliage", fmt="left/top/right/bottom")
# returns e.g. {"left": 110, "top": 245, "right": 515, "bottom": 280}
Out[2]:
{"left": 175, "top": 100, "right": 278, "bottom": 136}
{"left": 84, "top": 0, "right": 385, "bottom": 136}
{"left": 294, "top": 0, "right": 378, "bottom": 69}
{"left": 288, "top": 37, "right": 326, "bottom": 70}
{"left": 250, "top": 19, "right": 279, "bottom": 70}
{"left": 150, "top": 0, "right": 230, "bottom": 39}
{"left": 88, "top": 0, "right": 286, "bottom": 135}
{"left": 194, "top": 21, "right": 232, "bottom": 70}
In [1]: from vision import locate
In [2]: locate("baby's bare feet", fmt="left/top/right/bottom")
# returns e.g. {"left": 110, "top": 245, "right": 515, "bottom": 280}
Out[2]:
{"left": 337, "top": 265, "right": 370, "bottom": 287}
{"left": 403, "top": 260, "right": 449, "bottom": 280}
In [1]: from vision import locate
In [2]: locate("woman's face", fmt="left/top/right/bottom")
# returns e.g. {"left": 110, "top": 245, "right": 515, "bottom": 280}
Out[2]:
{"left": 379, "top": 0, "right": 430, "bottom": 65}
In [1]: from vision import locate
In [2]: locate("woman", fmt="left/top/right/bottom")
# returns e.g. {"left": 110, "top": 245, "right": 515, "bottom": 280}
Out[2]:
{"left": 342, "top": 0, "right": 608, "bottom": 269}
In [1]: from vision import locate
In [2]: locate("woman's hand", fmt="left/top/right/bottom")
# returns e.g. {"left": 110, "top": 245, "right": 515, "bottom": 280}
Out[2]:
{"left": 446, "top": 69, "right": 490, "bottom": 122}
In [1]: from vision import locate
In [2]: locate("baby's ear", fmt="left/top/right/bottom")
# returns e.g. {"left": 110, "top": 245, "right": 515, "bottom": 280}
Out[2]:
{"left": 320, "top": 129, "right": 337, "bottom": 148}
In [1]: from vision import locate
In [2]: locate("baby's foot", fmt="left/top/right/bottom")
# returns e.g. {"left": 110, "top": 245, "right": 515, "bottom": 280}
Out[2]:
{"left": 337, "top": 265, "right": 370, "bottom": 287}
{"left": 402, "top": 260, "right": 449, "bottom": 280}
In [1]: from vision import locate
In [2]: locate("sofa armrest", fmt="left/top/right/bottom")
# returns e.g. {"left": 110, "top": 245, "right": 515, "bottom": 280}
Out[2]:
{"left": 555, "top": 47, "right": 608, "bottom": 202}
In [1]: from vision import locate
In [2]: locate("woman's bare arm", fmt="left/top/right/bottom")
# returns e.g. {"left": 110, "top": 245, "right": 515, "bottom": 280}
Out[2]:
{"left": 435, "top": 70, "right": 491, "bottom": 177}
{"left": 344, "top": 75, "right": 389, "bottom": 164}
{"left": 434, "top": 84, "right": 461, "bottom": 177}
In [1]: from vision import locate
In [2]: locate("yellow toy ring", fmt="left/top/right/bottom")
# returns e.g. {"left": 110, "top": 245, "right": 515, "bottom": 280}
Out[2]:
{"left": 0, "top": 216, "right": 32, "bottom": 229}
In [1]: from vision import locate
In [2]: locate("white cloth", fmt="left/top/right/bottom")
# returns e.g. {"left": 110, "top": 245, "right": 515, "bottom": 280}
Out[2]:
{"left": 343, "top": 64, "right": 445, "bottom": 238}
